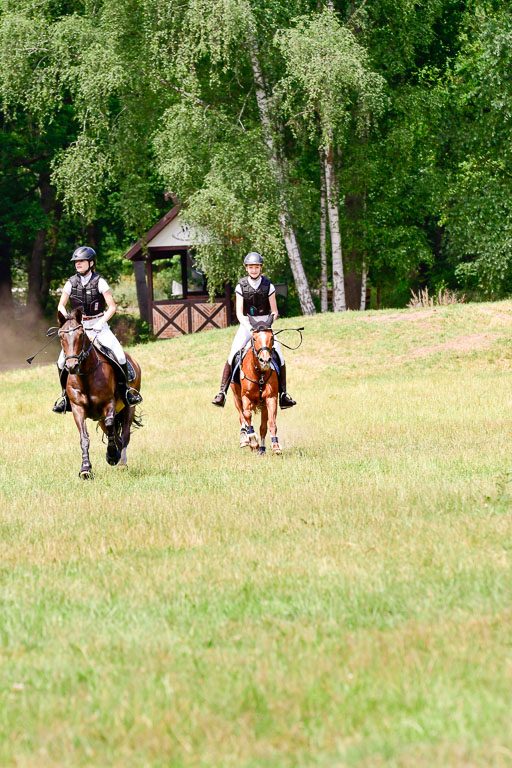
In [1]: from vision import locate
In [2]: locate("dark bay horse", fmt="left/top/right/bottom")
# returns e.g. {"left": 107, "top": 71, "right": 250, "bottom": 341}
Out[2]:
{"left": 58, "top": 307, "right": 142, "bottom": 478}
{"left": 231, "top": 320, "right": 282, "bottom": 455}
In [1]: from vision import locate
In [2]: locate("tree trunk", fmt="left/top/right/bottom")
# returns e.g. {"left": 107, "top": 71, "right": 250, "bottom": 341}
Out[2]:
{"left": 360, "top": 189, "right": 367, "bottom": 310}
{"left": 41, "top": 201, "right": 63, "bottom": 306}
{"left": 323, "top": 141, "right": 346, "bottom": 312}
{"left": 0, "top": 242, "right": 14, "bottom": 317}
{"left": 320, "top": 155, "right": 328, "bottom": 312}
{"left": 27, "top": 172, "right": 54, "bottom": 312}
{"left": 247, "top": 35, "right": 316, "bottom": 315}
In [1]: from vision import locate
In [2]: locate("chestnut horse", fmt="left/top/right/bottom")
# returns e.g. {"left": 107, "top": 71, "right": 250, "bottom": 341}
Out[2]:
{"left": 231, "top": 320, "right": 282, "bottom": 455}
{"left": 57, "top": 307, "right": 142, "bottom": 478}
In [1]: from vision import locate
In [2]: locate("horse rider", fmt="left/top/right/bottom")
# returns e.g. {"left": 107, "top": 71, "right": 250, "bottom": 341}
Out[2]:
{"left": 211, "top": 251, "right": 296, "bottom": 409}
{"left": 52, "top": 246, "right": 143, "bottom": 413}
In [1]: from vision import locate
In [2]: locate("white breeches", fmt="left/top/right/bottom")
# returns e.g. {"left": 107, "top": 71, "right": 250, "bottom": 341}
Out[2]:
{"left": 58, "top": 324, "right": 126, "bottom": 369}
{"left": 228, "top": 324, "right": 284, "bottom": 366}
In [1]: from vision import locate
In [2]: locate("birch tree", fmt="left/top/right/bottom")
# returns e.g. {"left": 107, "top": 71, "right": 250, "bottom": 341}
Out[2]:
{"left": 276, "top": 7, "right": 384, "bottom": 311}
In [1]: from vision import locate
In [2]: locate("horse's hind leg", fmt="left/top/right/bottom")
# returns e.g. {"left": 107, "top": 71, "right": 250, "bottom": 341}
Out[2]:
{"left": 232, "top": 383, "right": 249, "bottom": 448}
{"left": 118, "top": 406, "right": 135, "bottom": 468}
{"left": 103, "top": 401, "right": 121, "bottom": 466}
{"left": 71, "top": 405, "right": 94, "bottom": 479}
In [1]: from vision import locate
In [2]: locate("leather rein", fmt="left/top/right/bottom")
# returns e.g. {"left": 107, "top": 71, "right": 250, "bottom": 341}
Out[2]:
{"left": 242, "top": 326, "right": 304, "bottom": 396}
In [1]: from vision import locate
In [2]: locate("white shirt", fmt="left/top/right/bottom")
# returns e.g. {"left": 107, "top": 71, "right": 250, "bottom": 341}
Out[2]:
{"left": 235, "top": 276, "right": 275, "bottom": 296}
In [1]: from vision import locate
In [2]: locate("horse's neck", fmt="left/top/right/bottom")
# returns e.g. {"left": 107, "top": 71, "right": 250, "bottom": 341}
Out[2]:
{"left": 81, "top": 336, "right": 101, "bottom": 375}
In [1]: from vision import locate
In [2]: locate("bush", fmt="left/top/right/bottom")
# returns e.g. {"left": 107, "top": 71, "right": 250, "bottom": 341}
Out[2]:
{"left": 110, "top": 314, "right": 154, "bottom": 345}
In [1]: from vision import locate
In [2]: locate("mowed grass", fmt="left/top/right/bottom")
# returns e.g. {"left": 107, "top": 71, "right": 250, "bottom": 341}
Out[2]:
{"left": 1, "top": 302, "right": 512, "bottom": 767}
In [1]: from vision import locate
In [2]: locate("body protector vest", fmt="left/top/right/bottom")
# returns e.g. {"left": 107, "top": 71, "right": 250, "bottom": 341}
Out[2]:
{"left": 238, "top": 276, "right": 271, "bottom": 316}
{"left": 68, "top": 272, "right": 106, "bottom": 316}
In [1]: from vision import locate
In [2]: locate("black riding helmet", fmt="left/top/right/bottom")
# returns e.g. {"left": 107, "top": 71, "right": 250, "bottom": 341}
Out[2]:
{"left": 70, "top": 246, "right": 96, "bottom": 263}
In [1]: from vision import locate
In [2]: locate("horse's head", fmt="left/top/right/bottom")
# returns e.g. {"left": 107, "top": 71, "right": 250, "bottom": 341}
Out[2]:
{"left": 251, "top": 327, "right": 274, "bottom": 370}
{"left": 58, "top": 307, "right": 86, "bottom": 374}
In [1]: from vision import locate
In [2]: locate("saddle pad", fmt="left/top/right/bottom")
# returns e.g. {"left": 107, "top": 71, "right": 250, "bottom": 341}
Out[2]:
{"left": 94, "top": 341, "right": 136, "bottom": 381}
{"left": 126, "top": 359, "right": 136, "bottom": 382}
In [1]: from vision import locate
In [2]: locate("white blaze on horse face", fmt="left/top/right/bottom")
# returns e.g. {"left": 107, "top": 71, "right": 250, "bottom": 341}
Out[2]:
{"left": 255, "top": 330, "right": 272, "bottom": 369}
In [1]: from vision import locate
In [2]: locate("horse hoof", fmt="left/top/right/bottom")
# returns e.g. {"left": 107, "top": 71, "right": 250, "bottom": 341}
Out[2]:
{"left": 79, "top": 469, "right": 94, "bottom": 480}
{"left": 117, "top": 462, "right": 128, "bottom": 470}
{"left": 248, "top": 434, "right": 259, "bottom": 448}
{"left": 106, "top": 450, "right": 121, "bottom": 466}
{"left": 257, "top": 447, "right": 266, "bottom": 456}
{"left": 272, "top": 444, "right": 282, "bottom": 455}
{"left": 240, "top": 437, "right": 250, "bottom": 448}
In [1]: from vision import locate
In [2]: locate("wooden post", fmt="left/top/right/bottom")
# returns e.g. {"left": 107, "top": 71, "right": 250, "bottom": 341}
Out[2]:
{"left": 146, "top": 257, "right": 154, "bottom": 330}
{"left": 179, "top": 250, "right": 187, "bottom": 299}
{"left": 134, "top": 260, "right": 149, "bottom": 323}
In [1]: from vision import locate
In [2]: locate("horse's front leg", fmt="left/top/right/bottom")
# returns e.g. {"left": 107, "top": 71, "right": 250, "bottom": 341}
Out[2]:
{"left": 267, "top": 396, "right": 281, "bottom": 454}
{"left": 258, "top": 406, "right": 268, "bottom": 455}
{"left": 242, "top": 393, "right": 258, "bottom": 449}
{"left": 71, "top": 404, "right": 94, "bottom": 479}
{"left": 103, "top": 400, "right": 121, "bottom": 466}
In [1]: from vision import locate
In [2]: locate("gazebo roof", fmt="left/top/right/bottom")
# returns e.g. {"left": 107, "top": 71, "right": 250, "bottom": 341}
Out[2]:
{"left": 124, "top": 205, "right": 193, "bottom": 261}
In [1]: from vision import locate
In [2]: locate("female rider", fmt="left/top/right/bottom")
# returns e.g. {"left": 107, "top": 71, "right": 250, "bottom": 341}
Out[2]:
{"left": 211, "top": 251, "right": 296, "bottom": 409}
{"left": 52, "top": 245, "right": 143, "bottom": 413}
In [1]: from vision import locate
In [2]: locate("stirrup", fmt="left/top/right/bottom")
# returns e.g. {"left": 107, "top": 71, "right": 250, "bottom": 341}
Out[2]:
{"left": 52, "top": 394, "right": 68, "bottom": 414}
{"left": 212, "top": 391, "right": 226, "bottom": 407}
{"left": 126, "top": 387, "right": 143, "bottom": 406}
{"left": 279, "top": 392, "right": 296, "bottom": 409}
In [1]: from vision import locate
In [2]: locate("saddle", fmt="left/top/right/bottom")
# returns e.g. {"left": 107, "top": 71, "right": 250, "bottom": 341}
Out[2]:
{"left": 93, "top": 340, "right": 136, "bottom": 381}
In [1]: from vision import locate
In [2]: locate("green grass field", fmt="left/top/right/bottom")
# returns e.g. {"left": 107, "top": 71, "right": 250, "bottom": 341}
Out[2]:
{"left": 1, "top": 302, "right": 512, "bottom": 767}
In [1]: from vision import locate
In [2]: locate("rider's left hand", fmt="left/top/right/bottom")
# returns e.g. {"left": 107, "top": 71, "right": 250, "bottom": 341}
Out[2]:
{"left": 92, "top": 320, "right": 104, "bottom": 332}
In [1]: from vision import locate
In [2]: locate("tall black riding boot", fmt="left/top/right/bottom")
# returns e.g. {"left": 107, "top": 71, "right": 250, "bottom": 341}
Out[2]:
{"left": 277, "top": 363, "right": 296, "bottom": 409}
{"left": 52, "top": 367, "right": 69, "bottom": 414}
{"left": 121, "top": 362, "right": 143, "bottom": 406}
{"left": 212, "top": 361, "right": 232, "bottom": 407}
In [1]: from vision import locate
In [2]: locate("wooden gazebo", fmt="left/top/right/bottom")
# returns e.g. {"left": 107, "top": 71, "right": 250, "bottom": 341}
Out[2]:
{"left": 124, "top": 205, "right": 233, "bottom": 339}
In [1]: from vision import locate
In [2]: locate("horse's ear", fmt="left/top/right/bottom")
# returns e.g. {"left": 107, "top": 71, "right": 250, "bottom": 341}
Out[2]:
{"left": 58, "top": 310, "right": 68, "bottom": 327}
{"left": 74, "top": 307, "right": 83, "bottom": 323}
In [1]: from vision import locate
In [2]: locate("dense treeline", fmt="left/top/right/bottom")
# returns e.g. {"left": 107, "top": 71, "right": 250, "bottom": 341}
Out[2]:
{"left": 1, "top": 0, "right": 511, "bottom": 316}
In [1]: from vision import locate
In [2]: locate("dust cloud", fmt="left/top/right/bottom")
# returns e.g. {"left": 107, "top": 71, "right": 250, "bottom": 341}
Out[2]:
{"left": 0, "top": 308, "right": 59, "bottom": 372}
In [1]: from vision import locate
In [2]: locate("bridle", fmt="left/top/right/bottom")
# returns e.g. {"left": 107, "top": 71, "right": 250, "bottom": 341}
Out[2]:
{"left": 51, "top": 322, "right": 100, "bottom": 373}
{"left": 241, "top": 324, "right": 304, "bottom": 392}
{"left": 251, "top": 328, "right": 274, "bottom": 368}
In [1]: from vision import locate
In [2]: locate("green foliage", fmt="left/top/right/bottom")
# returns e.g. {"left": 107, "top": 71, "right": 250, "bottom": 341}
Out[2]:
{"left": 440, "top": 7, "right": 512, "bottom": 295}
{"left": 3, "top": 0, "right": 512, "bottom": 310}
{"left": 276, "top": 7, "right": 386, "bottom": 148}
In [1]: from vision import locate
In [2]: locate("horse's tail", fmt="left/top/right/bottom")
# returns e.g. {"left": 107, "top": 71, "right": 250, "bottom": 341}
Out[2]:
{"left": 114, "top": 405, "right": 144, "bottom": 437}
{"left": 131, "top": 406, "right": 144, "bottom": 430}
